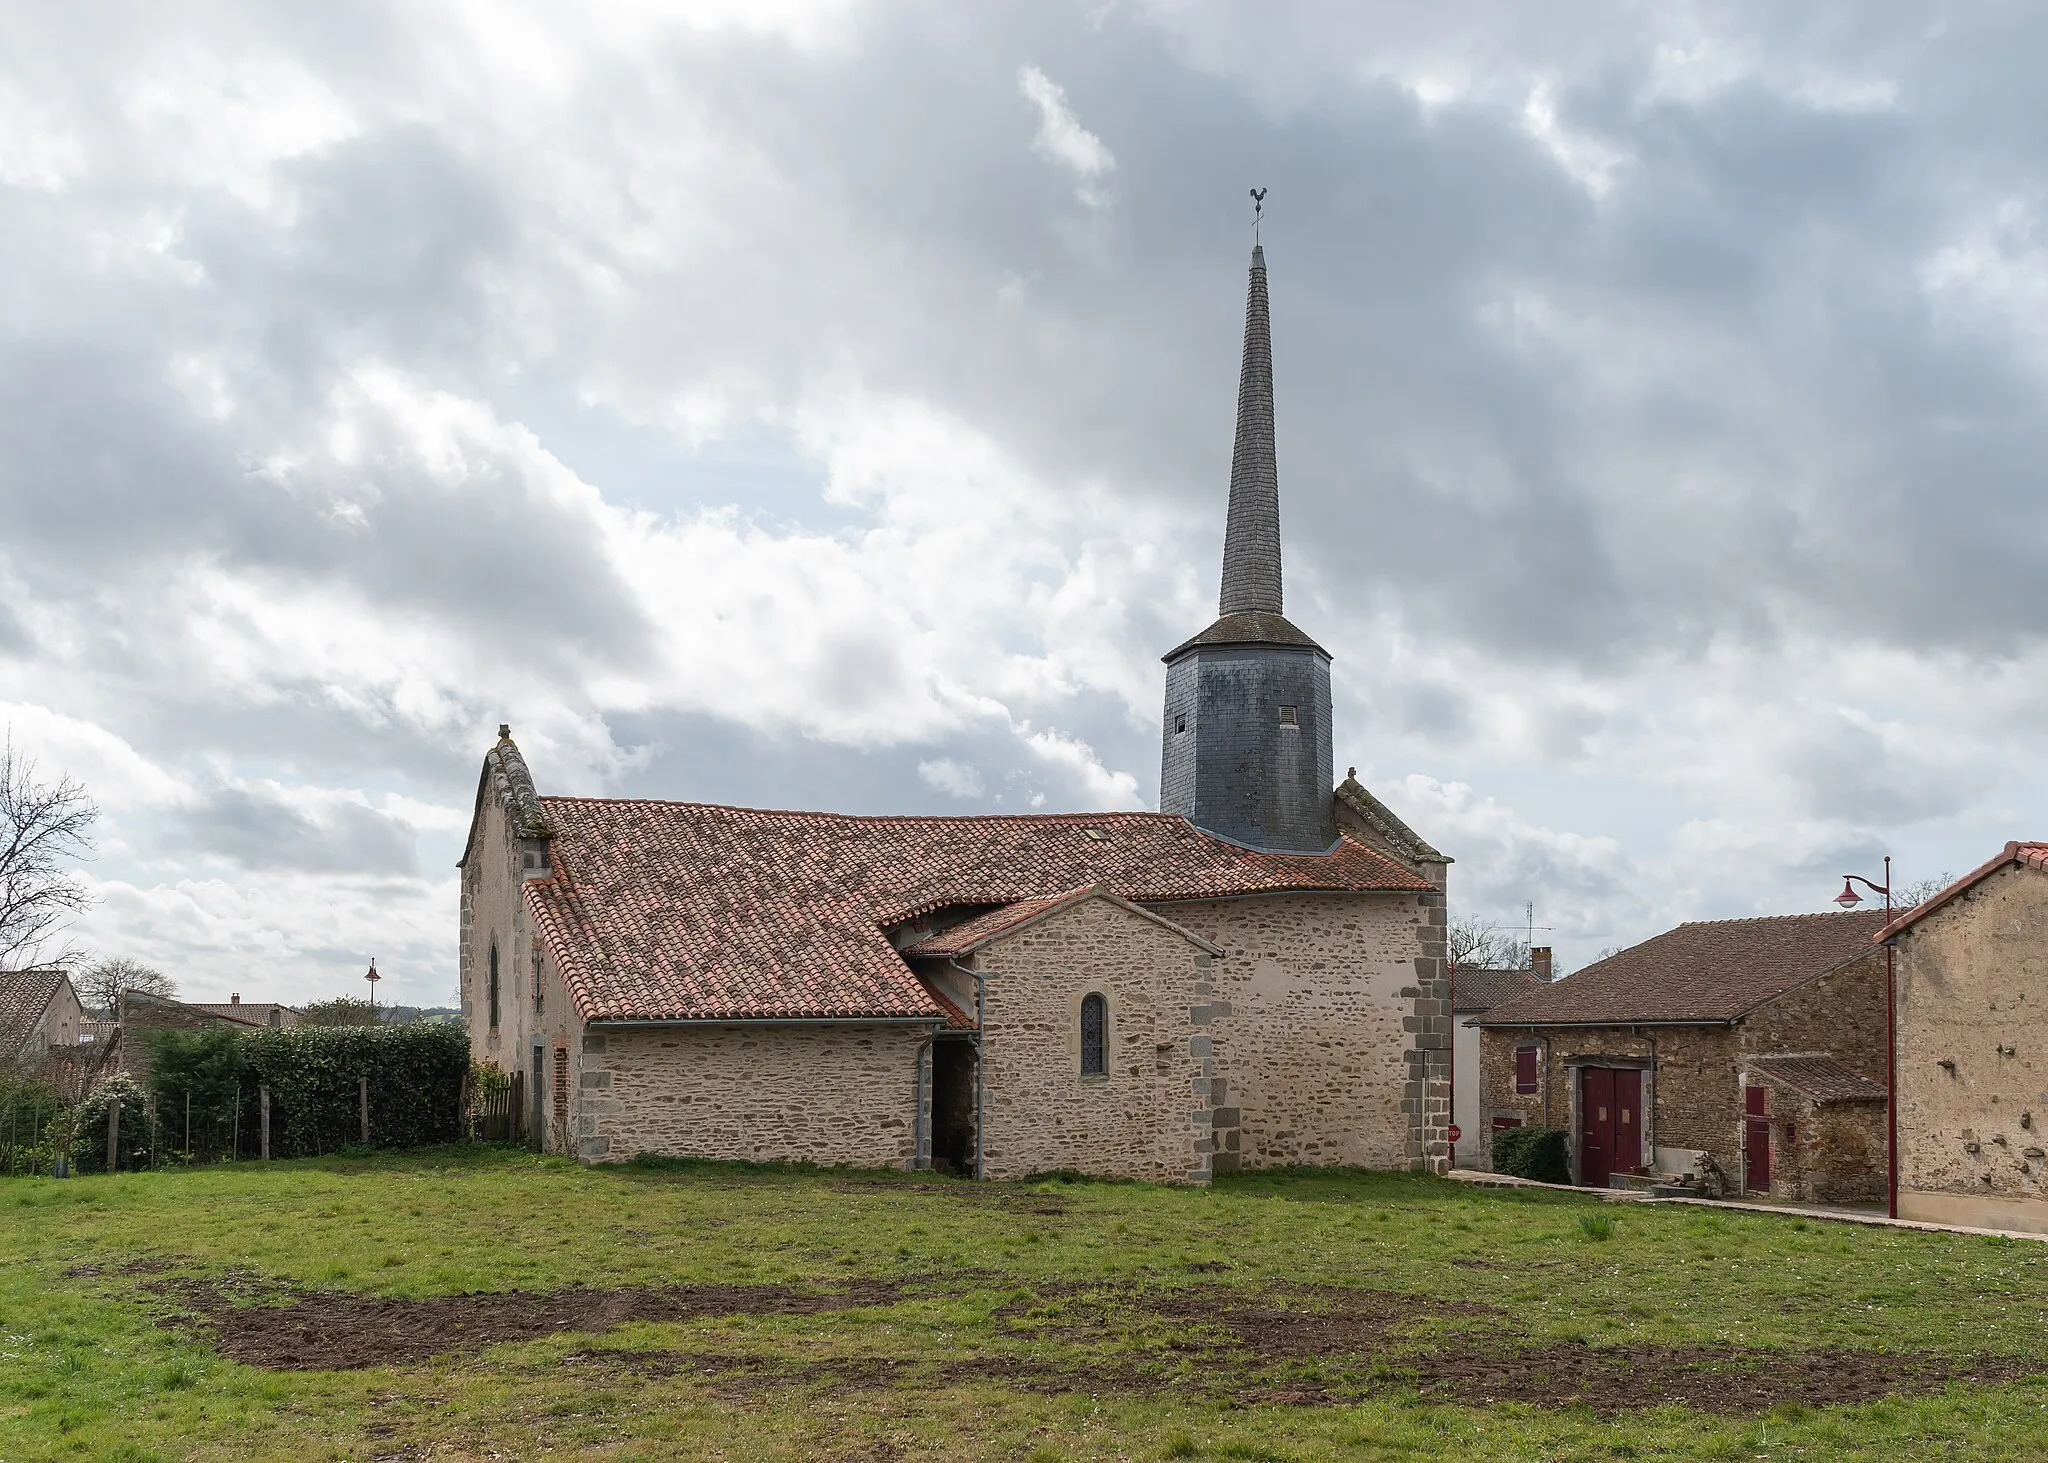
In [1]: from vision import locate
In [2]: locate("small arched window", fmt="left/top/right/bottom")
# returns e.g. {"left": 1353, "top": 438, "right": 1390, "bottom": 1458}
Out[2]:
{"left": 488, "top": 940, "right": 501, "bottom": 1029}
{"left": 1080, "top": 992, "right": 1107, "bottom": 1077}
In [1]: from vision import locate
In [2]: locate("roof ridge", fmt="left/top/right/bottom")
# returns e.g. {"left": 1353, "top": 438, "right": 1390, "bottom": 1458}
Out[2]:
{"left": 1674, "top": 910, "right": 1882, "bottom": 927}
{"left": 534, "top": 795, "right": 1185, "bottom": 825}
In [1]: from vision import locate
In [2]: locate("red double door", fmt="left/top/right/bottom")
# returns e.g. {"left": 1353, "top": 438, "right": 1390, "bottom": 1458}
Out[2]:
{"left": 1579, "top": 1067, "right": 1642, "bottom": 1188}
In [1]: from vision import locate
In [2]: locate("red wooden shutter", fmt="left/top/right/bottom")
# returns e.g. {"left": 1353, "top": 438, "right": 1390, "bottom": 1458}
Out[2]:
{"left": 1515, "top": 1044, "right": 1539, "bottom": 1093}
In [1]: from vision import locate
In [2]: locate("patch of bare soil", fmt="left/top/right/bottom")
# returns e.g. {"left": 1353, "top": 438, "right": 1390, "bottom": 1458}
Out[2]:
{"left": 150, "top": 1276, "right": 910, "bottom": 1371}
{"left": 65, "top": 1256, "right": 181, "bottom": 1278}
{"left": 1411, "top": 1340, "right": 2039, "bottom": 1415}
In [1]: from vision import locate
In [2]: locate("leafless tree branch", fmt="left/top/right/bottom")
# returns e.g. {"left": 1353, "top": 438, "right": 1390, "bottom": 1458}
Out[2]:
{"left": 0, "top": 733, "right": 98, "bottom": 971}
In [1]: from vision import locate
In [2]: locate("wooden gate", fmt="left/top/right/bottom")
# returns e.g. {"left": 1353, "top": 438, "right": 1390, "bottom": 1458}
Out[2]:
{"left": 1579, "top": 1067, "right": 1642, "bottom": 1188}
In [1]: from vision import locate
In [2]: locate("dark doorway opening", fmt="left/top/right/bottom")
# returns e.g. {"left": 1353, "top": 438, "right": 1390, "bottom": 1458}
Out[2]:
{"left": 1578, "top": 1066, "right": 1642, "bottom": 1188}
{"left": 931, "top": 1038, "right": 977, "bottom": 1176}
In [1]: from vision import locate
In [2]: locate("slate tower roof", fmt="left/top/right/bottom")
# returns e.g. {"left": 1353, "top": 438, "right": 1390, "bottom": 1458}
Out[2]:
{"left": 1159, "top": 240, "right": 1339, "bottom": 853}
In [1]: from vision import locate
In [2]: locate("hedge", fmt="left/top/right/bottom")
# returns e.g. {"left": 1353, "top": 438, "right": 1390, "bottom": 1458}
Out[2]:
{"left": 143, "top": 1022, "right": 470, "bottom": 1159}
{"left": 1493, "top": 1124, "right": 1571, "bottom": 1185}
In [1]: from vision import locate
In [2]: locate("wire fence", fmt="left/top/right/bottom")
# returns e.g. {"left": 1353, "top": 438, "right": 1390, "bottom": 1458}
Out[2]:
{"left": 2, "top": 1065, "right": 530, "bottom": 1177}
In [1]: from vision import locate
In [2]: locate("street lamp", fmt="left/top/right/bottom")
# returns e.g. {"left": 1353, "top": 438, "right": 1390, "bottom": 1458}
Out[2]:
{"left": 1831, "top": 855, "right": 1897, "bottom": 1218}
{"left": 364, "top": 958, "right": 381, "bottom": 1014}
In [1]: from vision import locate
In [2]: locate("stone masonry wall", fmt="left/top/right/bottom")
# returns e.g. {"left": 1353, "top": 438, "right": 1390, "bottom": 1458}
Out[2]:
{"left": 1158, "top": 890, "right": 1434, "bottom": 1172}
{"left": 975, "top": 897, "right": 1210, "bottom": 1184}
{"left": 1893, "top": 863, "right": 2048, "bottom": 1232}
{"left": 573, "top": 1024, "right": 928, "bottom": 1166}
{"left": 1480, "top": 953, "right": 1888, "bottom": 1185}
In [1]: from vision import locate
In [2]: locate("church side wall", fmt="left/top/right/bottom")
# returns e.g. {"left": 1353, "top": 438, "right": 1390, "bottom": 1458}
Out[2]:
{"left": 976, "top": 899, "right": 1210, "bottom": 1184}
{"left": 1893, "top": 864, "right": 2048, "bottom": 1234}
{"left": 1156, "top": 890, "right": 1422, "bottom": 1171}
{"left": 571, "top": 1025, "right": 926, "bottom": 1166}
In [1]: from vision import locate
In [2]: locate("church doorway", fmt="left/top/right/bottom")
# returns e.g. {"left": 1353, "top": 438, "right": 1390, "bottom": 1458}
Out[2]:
{"left": 931, "top": 1038, "right": 978, "bottom": 1176}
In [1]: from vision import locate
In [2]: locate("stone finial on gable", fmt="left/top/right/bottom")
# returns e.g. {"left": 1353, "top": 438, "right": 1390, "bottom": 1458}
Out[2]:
{"left": 1334, "top": 770, "right": 1448, "bottom": 886}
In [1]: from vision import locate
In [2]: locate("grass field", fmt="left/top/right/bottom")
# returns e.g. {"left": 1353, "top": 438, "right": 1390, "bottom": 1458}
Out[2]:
{"left": 2, "top": 1149, "right": 2046, "bottom": 1461}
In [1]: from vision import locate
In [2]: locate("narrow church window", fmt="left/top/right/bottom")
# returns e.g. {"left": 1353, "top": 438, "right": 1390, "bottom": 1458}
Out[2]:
{"left": 1080, "top": 993, "right": 1107, "bottom": 1077}
{"left": 533, "top": 949, "right": 545, "bottom": 1015}
{"left": 488, "top": 941, "right": 501, "bottom": 1029}
{"left": 1278, "top": 705, "right": 1299, "bottom": 728}
{"left": 1174, "top": 714, "right": 1187, "bottom": 734}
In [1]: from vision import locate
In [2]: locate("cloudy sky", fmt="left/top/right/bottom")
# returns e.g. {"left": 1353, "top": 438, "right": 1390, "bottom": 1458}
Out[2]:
{"left": 4, "top": 1, "right": 2045, "bottom": 1005}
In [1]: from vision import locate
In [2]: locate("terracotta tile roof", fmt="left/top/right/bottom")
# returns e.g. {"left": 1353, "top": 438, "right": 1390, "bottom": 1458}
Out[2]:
{"left": 1878, "top": 841, "right": 2048, "bottom": 941}
{"left": 187, "top": 1002, "right": 300, "bottom": 1027}
{"left": 525, "top": 799, "right": 1430, "bottom": 1023}
{"left": 905, "top": 886, "right": 1225, "bottom": 960}
{"left": 1746, "top": 1054, "right": 1887, "bottom": 1104}
{"left": 1451, "top": 966, "right": 1544, "bottom": 1014}
{"left": 1476, "top": 911, "right": 1887, "bottom": 1027}
{"left": 1, "top": 968, "right": 68, "bottom": 1051}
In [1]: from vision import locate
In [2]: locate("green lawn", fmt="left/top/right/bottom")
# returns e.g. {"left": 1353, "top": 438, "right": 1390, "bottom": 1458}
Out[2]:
{"left": 2, "top": 1150, "right": 2045, "bottom": 1461}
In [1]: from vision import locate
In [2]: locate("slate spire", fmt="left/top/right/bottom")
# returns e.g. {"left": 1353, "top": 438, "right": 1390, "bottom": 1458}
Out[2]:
{"left": 1219, "top": 244, "right": 1283, "bottom": 617}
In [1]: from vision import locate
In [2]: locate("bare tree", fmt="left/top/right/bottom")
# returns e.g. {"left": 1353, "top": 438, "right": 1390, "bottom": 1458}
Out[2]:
{"left": 75, "top": 957, "right": 176, "bottom": 1019}
{"left": 0, "top": 735, "right": 97, "bottom": 971}
{"left": 1894, "top": 871, "right": 1956, "bottom": 910}
{"left": 1448, "top": 914, "right": 1529, "bottom": 972}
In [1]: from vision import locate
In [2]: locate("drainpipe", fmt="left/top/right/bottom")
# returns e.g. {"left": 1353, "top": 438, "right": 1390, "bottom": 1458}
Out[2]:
{"left": 909, "top": 1030, "right": 936, "bottom": 1172}
{"left": 1885, "top": 935, "right": 1899, "bottom": 1220}
{"left": 1643, "top": 1030, "right": 1659, "bottom": 1172}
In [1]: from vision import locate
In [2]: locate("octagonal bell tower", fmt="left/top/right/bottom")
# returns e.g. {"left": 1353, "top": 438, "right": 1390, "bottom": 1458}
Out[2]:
{"left": 1159, "top": 242, "right": 1338, "bottom": 854}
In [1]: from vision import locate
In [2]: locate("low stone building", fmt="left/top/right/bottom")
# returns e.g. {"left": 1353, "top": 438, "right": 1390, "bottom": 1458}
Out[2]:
{"left": 1477, "top": 912, "right": 1889, "bottom": 1199}
{"left": 1881, "top": 843, "right": 2048, "bottom": 1235}
{"left": 459, "top": 241, "right": 1455, "bottom": 1182}
{"left": 1449, "top": 960, "right": 1542, "bottom": 1171}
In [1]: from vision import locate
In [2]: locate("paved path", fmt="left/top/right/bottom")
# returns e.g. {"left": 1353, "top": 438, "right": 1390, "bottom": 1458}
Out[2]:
{"left": 1446, "top": 1168, "right": 2047, "bottom": 1242}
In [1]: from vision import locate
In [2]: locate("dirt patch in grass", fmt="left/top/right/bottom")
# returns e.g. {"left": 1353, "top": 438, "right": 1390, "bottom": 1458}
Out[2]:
{"left": 1412, "top": 1339, "right": 2040, "bottom": 1414}
{"left": 152, "top": 1277, "right": 911, "bottom": 1371}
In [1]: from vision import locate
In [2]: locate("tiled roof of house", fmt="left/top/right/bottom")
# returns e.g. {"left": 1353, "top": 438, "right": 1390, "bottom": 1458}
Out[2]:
{"left": 904, "top": 886, "right": 1224, "bottom": 959}
{"left": 1476, "top": 911, "right": 1887, "bottom": 1027}
{"left": 1451, "top": 966, "right": 1544, "bottom": 1014}
{"left": 186, "top": 1001, "right": 299, "bottom": 1027}
{"left": 524, "top": 799, "right": 1431, "bottom": 1024}
{"left": 1746, "top": 1054, "right": 1887, "bottom": 1103}
{"left": 1, "top": 968, "right": 67, "bottom": 1051}
{"left": 1878, "top": 841, "right": 2048, "bottom": 941}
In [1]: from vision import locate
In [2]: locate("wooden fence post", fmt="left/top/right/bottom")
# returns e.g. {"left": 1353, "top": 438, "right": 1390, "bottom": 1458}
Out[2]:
{"left": 260, "top": 1086, "right": 271, "bottom": 1161}
{"left": 359, "top": 1075, "right": 369, "bottom": 1146}
{"left": 106, "top": 1097, "right": 119, "bottom": 1174}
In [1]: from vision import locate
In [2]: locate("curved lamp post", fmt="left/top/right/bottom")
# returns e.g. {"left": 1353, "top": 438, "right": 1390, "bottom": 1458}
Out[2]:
{"left": 1832, "top": 855, "right": 1896, "bottom": 1218}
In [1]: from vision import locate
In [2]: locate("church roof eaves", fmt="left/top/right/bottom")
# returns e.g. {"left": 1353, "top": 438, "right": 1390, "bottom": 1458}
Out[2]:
{"left": 1163, "top": 610, "right": 1328, "bottom": 663}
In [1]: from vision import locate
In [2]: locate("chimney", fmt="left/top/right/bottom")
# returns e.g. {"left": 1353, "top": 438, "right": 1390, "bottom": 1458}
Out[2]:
{"left": 1530, "top": 947, "right": 1553, "bottom": 982}
{"left": 230, "top": 993, "right": 241, "bottom": 1004}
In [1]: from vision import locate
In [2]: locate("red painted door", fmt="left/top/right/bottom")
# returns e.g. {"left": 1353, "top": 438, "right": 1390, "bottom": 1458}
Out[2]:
{"left": 1614, "top": 1069, "right": 1641, "bottom": 1178}
{"left": 1744, "top": 1086, "right": 1771, "bottom": 1193}
{"left": 1580, "top": 1068, "right": 1613, "bottom": 1187}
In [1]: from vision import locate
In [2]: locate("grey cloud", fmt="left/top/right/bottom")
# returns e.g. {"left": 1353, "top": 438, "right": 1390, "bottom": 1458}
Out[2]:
{"left": 179, "top": 783, "right": 420, "bottom": 875}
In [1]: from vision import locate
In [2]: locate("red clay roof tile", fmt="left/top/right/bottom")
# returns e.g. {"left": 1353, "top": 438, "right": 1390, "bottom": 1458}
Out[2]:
{"left": 525, "top": 799, "right": 1429, "bottom": 1023}
{"left": 1477, "top": 910, "right": 1886, "bottom": 1027}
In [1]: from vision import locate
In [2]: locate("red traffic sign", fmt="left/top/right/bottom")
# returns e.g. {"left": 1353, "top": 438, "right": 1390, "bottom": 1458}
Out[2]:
{"left": 1446, "top": 1123, "right": 1463, "bottom": 1143}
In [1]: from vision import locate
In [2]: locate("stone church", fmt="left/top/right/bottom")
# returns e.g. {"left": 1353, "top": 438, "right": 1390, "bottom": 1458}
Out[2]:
{"left": 460, "top": 244, "right": 1452, "bottom": 1182}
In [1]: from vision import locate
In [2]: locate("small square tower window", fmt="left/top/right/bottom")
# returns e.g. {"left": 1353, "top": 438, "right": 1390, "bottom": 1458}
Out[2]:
{"left": 1174, "top": 714, "right": 1187, "bottom": 734}
{"left": 1278, "top": 705, "right": 1299, "bottom": 728}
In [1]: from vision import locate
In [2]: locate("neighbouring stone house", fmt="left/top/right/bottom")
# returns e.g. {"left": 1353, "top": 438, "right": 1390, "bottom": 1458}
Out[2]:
{"left": 1, "top": 968, "right": 84, "bottom": 1067}
{"left": 1880, "top": 842, "right": 2048, "bottom": 1235}
{"left": 114, "top": 989, "right": 301, "bottom": 1082}
{"left": 1477, "top": 912, "right": 1889, "bottom": 1200}
{"left": 1449, "top": 960, "right": 1542, "bottom": 1171}
{"left": 460, "top": 243, "right": 1455, "bottom": 1183}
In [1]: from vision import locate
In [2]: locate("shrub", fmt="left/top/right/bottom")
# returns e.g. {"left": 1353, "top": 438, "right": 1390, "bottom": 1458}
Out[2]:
{"left": 236, "top": 1022, "right": 470, "bottom": 1157}
{"left": 73, "top": 1076, "right": 152, "bottom": 1173}
{"left": 141, "top": 1022, "right": 470, "bottom": 1160}
{"left": 1493, "top": 1124, "right": 1571, "bottom": 1185}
